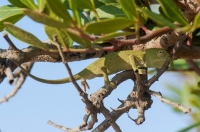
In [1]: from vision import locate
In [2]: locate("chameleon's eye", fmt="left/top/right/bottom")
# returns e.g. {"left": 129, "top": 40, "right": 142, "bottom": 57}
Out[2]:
{"left": 157, "top": 50, "right": 165, "bottom": 57}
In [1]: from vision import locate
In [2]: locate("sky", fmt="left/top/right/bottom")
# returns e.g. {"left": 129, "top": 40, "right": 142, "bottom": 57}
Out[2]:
{"left": 0, "top": 1, "right": 196, "bottom": 132}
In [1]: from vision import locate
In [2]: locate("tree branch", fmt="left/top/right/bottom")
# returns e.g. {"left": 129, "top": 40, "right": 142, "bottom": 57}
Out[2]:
{"left": 146, "top": 90, "right": 191, "bottom": 114}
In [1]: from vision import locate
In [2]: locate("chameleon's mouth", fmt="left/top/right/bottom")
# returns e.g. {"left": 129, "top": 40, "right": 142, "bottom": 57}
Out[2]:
{"left": 152, "top": 59, "right": 164, "bottom": 63}
{"left": 151, "top": 59, "right": 166, "bottom": 68}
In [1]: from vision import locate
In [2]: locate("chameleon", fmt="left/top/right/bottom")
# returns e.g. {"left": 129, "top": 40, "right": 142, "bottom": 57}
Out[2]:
{"left": 11, "top": 48, "right": 168, "bottom": 91}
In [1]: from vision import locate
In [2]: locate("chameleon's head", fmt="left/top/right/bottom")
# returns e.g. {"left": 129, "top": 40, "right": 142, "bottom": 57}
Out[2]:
{"left": 145, "top": 48, "right": 169, "bottom": 68}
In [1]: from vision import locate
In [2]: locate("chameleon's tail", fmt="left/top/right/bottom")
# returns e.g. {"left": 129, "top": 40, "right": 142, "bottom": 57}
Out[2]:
{"left": 28, "top": 74, "right": 82, "bottom": 84}
{"left": 23, "top": 67, "right": 81, "bottom": 84}
{"left": 12, "top": 60, "right": 82, "bottom": 84}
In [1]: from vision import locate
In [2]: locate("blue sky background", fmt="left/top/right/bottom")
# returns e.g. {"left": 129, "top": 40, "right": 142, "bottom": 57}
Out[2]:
{"left": 0, "top": 1, "right": 195, "bottom": 132}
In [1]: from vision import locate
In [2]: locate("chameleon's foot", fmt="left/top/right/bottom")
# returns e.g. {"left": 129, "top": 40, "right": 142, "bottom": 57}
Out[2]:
{"left": 101, "top": 67, "right": 116, "bottom": 88}
{"left": 138, "top": 69, "right": 147, "bottom": 74}
{"left": 105, "top": 81, "right": 116, "bottom": 89}
{"left": 81, "top": 78, "right": 90, "bottom": 93}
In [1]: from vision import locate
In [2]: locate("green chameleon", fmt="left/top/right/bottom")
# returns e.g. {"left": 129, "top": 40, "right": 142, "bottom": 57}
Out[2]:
{"left": 11, "top": 48, "right": 168, "bottom": 92}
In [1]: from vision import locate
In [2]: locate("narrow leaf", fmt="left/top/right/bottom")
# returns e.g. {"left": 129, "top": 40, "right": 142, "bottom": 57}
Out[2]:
{"left": 63, "top": 0, "right": 83, "bottom": 12}
{"left": 75, "top": 0, "right": 94, "bottom": 10}
{"left": 139, "top": 7, "right": 148, "bottom": 24}
{"left": 158, "top": 0, "right": 189, "bottom": 26}
{"left": 140, "top": 8, "right": 178, "bottom": 29}
{"left": 4, "top": 22, "right": 49, "bottom": 50}
{"left": 94, "top": 0, "right": 105, "bottom": 8}
{"left": 192, "top": 13, "right": 200, "bottom": 31}
{"left": 8, "top": 0, "right": 27, "bottom": 8}
{"left": 0, "top": 5, "right": 24, "bottom": 19}
{"left": 0, "top": 14, "right": 24, "bottom": 31}
{"left": 45, "top": 25, "right": 72, "bottom": 49}
{"left": 118, "top": 0, "right": 138, "bottom": 20}
{"left": 178, "top": 122, "right": 200, "bottom": 132}
{"left": 99, "top": 0, "right": 117, "bottom": 4}
{"left": 191, "top": 89, "right": 200, "bottom": 95}
{"left": 90, "top": 5, "right": 126, "bottom": 20}
{"left": 79, "top": 12, "right": 90, "bottom": 25}
{"left": 84, "top": 18, "right": 134, "bottom": 34}
{"left": 46, "top": 0, "right": 72, "bottom": 22}
{"left": 68, "top": 0, "right": 81, "bottom": 26}
{"left": 67, "top": 31, "right": 91, "bottom": 47}
{"left": 23, "top": 9, "right": 71, "bottom": 28}
{"left": 20, "top": 0, "right": 38, "bottom": 10}
{"left": 37, "top": 0, "right": 46, "bottom": 12}
{"left": 94, "top": 32, "right": 135, "bottom": 42}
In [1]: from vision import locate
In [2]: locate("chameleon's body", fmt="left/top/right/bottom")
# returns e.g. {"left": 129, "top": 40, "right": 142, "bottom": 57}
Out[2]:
{"left": 13, "top": 48, "right": 168, "bottom": 84}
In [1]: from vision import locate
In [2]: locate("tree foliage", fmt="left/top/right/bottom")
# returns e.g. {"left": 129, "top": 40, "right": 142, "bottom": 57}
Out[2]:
{"left": 0, "top": 0, "right": 200, "bottom": 131}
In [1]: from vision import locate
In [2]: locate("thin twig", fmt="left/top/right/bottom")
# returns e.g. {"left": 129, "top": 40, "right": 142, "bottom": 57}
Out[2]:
{"left": 109, "top": 26, "right": 172, "bottom": 47}
{"left": 4, "top": 66, "right": 14, "bottom": 84}
{"left": 48, "top": 120, "right": 68, "bottom": 131}
{"left": 53, "top": 35, "right": 83, "bottom": 94}
{"left": 2, "top": 33, "right": 18, "bottom": 50}
{"left": 127, "top": 112, "right": 136, "bottom": 122}
{"left": 140, "top": 24, "right": 152, "bottom": 35}
{"left": 0, "top": 62, "right": 34, "bottom": 104}
{"left": 0, "top": 73, "right": 25, "bottom": 104}
{"left": 100, "top": 105, "right": 122, "bottom": 132}
{"left": 80, "top": 114, "right": 97, "bottom": 131}
{"left": 52, "top": 35, "right": 99, "bottom": 131}
{"left": 185, "top": 60, "right": 200, "bottom": 75}
{"left": 146, "top": 90, "right": 191, "bottom": 114}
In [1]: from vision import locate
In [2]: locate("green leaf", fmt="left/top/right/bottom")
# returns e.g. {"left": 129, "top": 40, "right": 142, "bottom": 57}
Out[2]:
{"left": 178, "top": 121, "right": 200, "bottom": 132}
{"left": 8, "top": 0, "right": 27, "bottom": 8}
{"left": 63, "top": 0, "right": 83, "bottom": 12}
{"left": 118, "top": 0, "right": 138, "bottom": 20}
{"left": 37, "top": 0, "right": 46, "bottom": 12}
{"left": 138, "top": 7, "right": 148, "bottom": 24}
{"left": 23, "top": 9, "right": 71, "bottom": 28}
{"left": 190, "top": 98, "right": 200, "bottom": 108}
{"left": 140, "top": 8, "right": 178, "bottom": 29}
{"left": 45, "top": 25, "right": 72, "bottom": 49}
{"left": 64, "top": 0, "right": 104, "bottom": 12}
{"left": 192, "top": 13, "right": 200, "bottom": 31}
{"left": 0, "top": 5, "right": 24, "bottom": 19}
{"left": 0, "top": 14, "right": 24, "bottom": 31}
{"left": 44, "top": 3, "right": 60, "bottom": 20}
{"left": 46, "top": 0, "right": 72, "bottom": 22}
{"left": 68, "top": 0, "right": 82, "bottom": 27}
{"left": 67, "top": 31, "right": 91, "bottom": 47}
{"left": 99, "top": 0, "right": 117, "bottom": 4}
{"left": 94, "top": 31, "right": 135, "bottom": 42}
{"left": 169, "top": 59, "right": 193, "bottom": 70}
{"left": 84, "top": 18, "right": 134, "bottom": 34}
{"left": 90, "top": 5, "right": 126, "bottom": 20}
{"left": 191, "top": 89, "right": 200, "bottom": 95}
{"left": 94, "top": 0, "right": 105, "bottom": 8}
{"left": 74, "top": 0, "right": 94, "bottom": 10}
{"left": 20, "top": 0, "right": 38, "bottom": 10}
{"left": 159, "top": 6, "right": 173, "bottom": 22}
{"left": 4, "top": 22, "right": 49, "bottom": 50}
{"left": 157, "top": 0, "right": 189, "bottom": 26}
{"left": 79, "top": 12, "right": 90, "bottom": 25}
{"left": 164, "top": 83, "right": 181, "bottom": 97}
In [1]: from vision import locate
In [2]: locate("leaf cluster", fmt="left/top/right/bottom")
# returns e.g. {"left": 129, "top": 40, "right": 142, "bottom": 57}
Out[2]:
{"left": 0, "top": 0, "right": 199, "bottom": 50}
